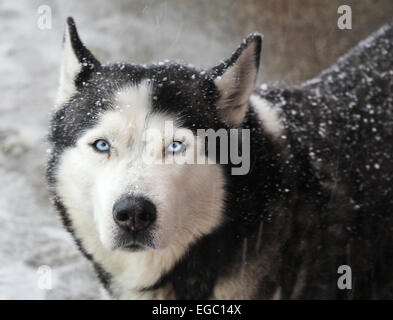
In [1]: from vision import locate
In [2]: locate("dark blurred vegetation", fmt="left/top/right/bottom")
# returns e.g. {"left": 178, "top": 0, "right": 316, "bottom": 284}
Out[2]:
{"left": 122, "top": 0, "right": 393, "bottom": 83}
{"left": 234, "top": 0, "right": 393, "bottom": 82}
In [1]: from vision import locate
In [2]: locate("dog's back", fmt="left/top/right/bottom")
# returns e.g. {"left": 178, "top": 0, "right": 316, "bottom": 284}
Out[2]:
{"left": 255, "top": 22, "right": 393, "bottom": 299}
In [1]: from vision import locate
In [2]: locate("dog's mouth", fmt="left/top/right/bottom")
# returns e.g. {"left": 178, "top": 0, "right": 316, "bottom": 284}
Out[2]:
{"left": 121, "top": 240, "right": 152, "bottom": 252}
{"left": 113, "top": 231, "right": 155, "bottom": 252}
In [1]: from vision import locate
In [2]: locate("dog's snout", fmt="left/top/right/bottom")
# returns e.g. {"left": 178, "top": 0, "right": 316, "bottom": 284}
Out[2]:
{"left": 113, "top": 196, "right": 156, "bottom": 232}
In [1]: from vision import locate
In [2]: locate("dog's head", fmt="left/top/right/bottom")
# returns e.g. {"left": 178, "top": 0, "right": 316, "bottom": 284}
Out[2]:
{"left": 48, "top": 18, "right": 261, "bottom": 256}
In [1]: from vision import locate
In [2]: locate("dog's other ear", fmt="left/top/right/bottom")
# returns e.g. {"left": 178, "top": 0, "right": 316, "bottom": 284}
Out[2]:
{"left": 210, "top": 33, "right": 262, "bottom": 126}
{"left": 57, "top": 17, "right": 100, "bottom": 106}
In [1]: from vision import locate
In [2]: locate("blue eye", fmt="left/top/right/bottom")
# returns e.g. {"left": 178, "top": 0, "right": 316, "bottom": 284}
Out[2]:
{"left": 93, "top": 139, "right": 110, "bottom": 153}
{"left": 167, "top": 141, "right": 184, "bottom": 154}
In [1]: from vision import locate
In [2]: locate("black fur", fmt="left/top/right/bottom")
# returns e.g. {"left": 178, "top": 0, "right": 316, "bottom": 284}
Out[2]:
{"left": 66, "top": 17, "right": 100, "bottom": 87}
{"left": 47, "top": 18, "right": 393, "bottom": 299}
{"left": 256, "top": 22, "right": 393, "bottom": 299}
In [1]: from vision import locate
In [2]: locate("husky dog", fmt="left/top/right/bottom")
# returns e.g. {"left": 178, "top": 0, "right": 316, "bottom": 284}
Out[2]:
{"left": 47, "top": 17, "right": 393, "bottom": 299}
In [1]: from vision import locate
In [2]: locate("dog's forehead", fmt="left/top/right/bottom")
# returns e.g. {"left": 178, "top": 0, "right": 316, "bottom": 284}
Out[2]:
{"left": 86, "top": 62, "right": 220, "bottom": 126}
{"left": 50, "top": 62, "right": 222, "bottom": 152}
{"left": 90, "top": 62, "right": 212, "bottom": 100}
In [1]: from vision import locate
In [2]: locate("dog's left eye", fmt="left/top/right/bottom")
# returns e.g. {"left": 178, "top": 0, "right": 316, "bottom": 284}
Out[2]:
{"left": 92, "top": 139, "right": 110, "bottom": 153}
{"left": 166, "top": 141, "right": 184, "bottom": 154}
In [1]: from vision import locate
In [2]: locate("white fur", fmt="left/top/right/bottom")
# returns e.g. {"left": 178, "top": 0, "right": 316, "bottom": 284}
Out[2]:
{"left": 56, "top": 83, "right": 225, "bottom": 298}
{"left": 214, "top": 41, "right": 259, "bottom": 126}
{"left": 249, "top": 94, "right": 283, "bottom": 137}
{"left": 55, "top": 23, "right": 81, "bottom": 108}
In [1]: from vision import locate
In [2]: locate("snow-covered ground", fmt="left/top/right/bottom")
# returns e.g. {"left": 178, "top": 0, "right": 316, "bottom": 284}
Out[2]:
{"left": 0, "top": 0, "right": 256, "bottom": 300}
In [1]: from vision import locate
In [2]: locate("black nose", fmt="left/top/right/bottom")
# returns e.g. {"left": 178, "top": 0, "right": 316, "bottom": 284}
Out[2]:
{"left": 113, "top": 196, "right": 157, "bottom": 232}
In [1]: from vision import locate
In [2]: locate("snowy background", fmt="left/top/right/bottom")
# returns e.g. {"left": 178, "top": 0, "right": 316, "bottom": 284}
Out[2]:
{"left": 0, "top": 0, "right": 392, "bottom": 299}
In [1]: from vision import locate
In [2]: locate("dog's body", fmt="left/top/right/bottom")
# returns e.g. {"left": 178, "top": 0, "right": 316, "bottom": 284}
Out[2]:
{"left": 47, "top": 18, "right": 393, "bottom": 299}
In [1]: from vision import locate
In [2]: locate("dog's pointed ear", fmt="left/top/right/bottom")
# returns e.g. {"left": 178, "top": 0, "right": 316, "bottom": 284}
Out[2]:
{"left": 57, "top": 17, "right": 100, "bottom": 105}
{"left": 209, "top": 33, "right": 262, "bottom": 126}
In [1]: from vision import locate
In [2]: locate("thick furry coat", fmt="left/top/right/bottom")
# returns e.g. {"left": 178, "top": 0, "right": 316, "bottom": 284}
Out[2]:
{"left": 47, "top": 18, "right": 393, "bottom": 299}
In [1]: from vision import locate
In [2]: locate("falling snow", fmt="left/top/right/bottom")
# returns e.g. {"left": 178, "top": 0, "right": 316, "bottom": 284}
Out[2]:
{"left": 1, "top": 0, "right": 392, "bottom": 300}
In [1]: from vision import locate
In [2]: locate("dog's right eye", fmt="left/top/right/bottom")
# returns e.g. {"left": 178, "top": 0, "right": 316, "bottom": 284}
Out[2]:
{"left": 92, "top": 139, "right": 110, "bottom": 153}
{"left": 166, "top": 141, "right": 185, "bottom": 154}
